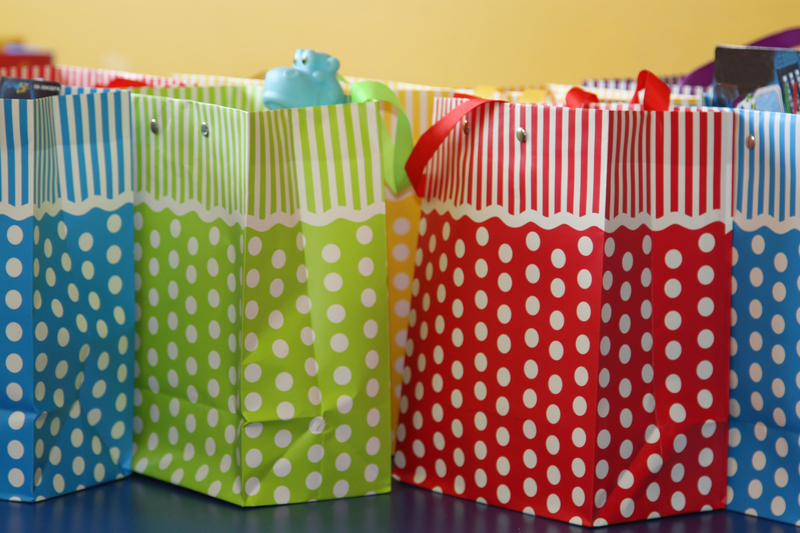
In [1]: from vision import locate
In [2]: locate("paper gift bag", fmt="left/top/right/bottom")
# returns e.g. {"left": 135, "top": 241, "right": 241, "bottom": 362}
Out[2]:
{"left": 726, "top": 109, "right": 800, "bottom": 523}
{"left": 342, "top": 76, "right": 468, "bottom": 448}
{"left": 173, "top": 71, "right": 441, "bottom": 450}
{"left": 392, "top": 96, "right": 734, "bottom": 526}
{"left": 129, "top": 94, "right": 392, "bottom": 506}
{"left": 0, "top": 92, "right": 135, "bottom": 501}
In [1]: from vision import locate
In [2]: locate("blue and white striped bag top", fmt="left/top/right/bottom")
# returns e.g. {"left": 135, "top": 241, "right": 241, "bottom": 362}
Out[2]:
{"left": 0, "top": 91, "right": 134, "bottom": 219}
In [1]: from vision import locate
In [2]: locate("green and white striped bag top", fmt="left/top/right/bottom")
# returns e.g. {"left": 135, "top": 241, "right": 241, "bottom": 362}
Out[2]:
{"left": 65, "top": 85, "right": 264, "bottom": 114}
{"left": 174, "top": 73, "right": 264, "bottom": 88}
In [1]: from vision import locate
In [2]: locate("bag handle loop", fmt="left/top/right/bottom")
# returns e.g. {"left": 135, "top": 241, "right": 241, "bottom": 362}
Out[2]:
{"left": 565, "top": 70, "right": 670, "bottom": 112}
{"left": 349, "top": 81, "right": 414, "bottom": 194}
{"left": 405, "top": 96, "right": 502, "bottom": 196}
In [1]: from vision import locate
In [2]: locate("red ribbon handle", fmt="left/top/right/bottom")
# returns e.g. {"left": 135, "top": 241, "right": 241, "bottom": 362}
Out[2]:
{"left": 565, "top": 87, "right": 599, "bottom": 108}
{"left": 96, "top": 77, "right": 150, "bottom": 89}
{"left": 405, "top": 97, "right": 501, "bottom": 196}
{"left": 96, "top": 77, "right": 186, "bottom": 89}
{"left": 630, "top": 70, "right": 670, "bottom": 111}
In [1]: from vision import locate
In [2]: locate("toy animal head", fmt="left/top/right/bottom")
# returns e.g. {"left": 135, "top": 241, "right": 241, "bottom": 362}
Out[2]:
{"left": 292, "top": 49, "right": 341, "bottom": 75}
{"left": 262, "top": 49, "right": 346, "bottom": 110}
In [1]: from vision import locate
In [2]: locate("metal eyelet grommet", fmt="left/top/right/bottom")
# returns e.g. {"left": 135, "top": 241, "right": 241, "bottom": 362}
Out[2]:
{"left": 201, "top": 123, "right": 209, "bottom": 137}
{"left": 462, "top": 119, "right": 470, "bottom": 135}
{"left": 516, "top": 127, "right": 528, "bottom": 142}
{"left": 150, "top": 119, "right": 159, "bottom": 135}
{"left": 746, "top": 134, "right": 755, "bottom": 150}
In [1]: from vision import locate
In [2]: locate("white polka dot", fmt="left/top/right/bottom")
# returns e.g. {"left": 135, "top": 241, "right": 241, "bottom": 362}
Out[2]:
{"left": 337, "top": 395, "right": 353, "bottom": 414}
{"left": 620, "top": 498, "right": 635, "bottom": 518}
{"left": 670, "top": 403, "right": 686, "bottom": 422}
{"left": 750, "top": 234, "right": 765, "bottom": 254}
{"left": 697, "top": 265, "right": 715, "bottom": 285}
{"left": 664, "top": 278, "right": 682, "bottom": 298}
{"left": 547, "top": 494, "right": 561, "bottom": 514}
{"left": 322, "top": 244, "right": 341, "bottom": 263}
{"left": 748, "top": 479, "right": 763, "bottom": 499}
{"left": 551, "top": 249, "right": 566, "bottom": 268}
{"left": 498, "top": 244, "right": 513, "bottom": 263}
{"left": 665, "top": 249, "right": 682, "bottom": 269}
{"left": 358, "top": 257, "right": 374, "bottom": 276}
{"left": 392, "top": 217, "right": 410, "bottom": 236}
{"left": 275, "top": 401, "right": 295, "bottom": 420}
{"left": 665, "top": 311, "right": 681, "bottom": 330}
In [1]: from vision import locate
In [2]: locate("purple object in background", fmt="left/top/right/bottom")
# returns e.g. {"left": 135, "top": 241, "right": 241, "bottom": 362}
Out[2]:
{"left": 679, "top": 28, "right": 800, "bottom": 88}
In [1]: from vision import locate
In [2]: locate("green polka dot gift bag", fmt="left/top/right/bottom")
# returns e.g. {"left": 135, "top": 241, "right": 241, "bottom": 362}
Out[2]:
{"left": 129, "top": 93, "right": 393, "bottom": 506}
{"left": 0, "top": 92, "right": 136, "bottom": 501}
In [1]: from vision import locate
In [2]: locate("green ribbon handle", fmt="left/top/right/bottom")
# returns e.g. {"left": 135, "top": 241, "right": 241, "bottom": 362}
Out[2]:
{"left": 350, "top": 81, "right": 413, "bottom": 194}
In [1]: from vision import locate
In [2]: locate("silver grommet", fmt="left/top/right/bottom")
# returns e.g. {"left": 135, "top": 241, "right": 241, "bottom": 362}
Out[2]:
{"left": 201, "top": 123, "right": 209, "bottom": 137}
{"left": 746, "top": 134, "right": 755, "bottom": 150}
{"left": 150, "top": 119, "right": 159, "bottom": 135}
{"left": 516, "top": 127, "right": 528, "bottom": 142}
{"left": 462, "top": 119, "right": 470, "bottom": 135}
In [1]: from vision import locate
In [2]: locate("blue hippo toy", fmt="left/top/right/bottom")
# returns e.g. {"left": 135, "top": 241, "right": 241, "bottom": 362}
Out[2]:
{"left": 262, "top": 49, "right": 347, "bottom": 110}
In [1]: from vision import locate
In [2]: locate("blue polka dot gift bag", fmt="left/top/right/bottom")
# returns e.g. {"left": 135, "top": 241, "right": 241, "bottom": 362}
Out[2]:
{"left": 727, "top": 110, "right": 800, "bottom": 525}
{"left": 0, "top": 92, "right": 136, "bottom": 501}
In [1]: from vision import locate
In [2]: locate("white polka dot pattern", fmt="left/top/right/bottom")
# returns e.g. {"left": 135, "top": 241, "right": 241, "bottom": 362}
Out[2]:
{"left": 393, "top": 212, "right": 730, "bottom": 525}
{"left": 1, "top": 208, "right": 134, "bottom": 501}
{"left": 385, "top": 191, "right": 422, "bottom": 451}
{"left": 132, "top": 205, "right": 391, "bottom": 506}
{"left": 727, "top": 228, "right": 800, "bottom": 524}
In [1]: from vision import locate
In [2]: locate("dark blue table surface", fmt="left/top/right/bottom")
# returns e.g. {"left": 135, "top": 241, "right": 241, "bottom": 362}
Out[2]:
{"left": 0, "top": 475, "right": 795, "bottom": 533}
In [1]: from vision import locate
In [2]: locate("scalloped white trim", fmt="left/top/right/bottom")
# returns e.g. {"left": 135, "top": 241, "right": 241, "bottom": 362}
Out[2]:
{"left": 0, "top": 204, "right": 32, "bottom": 221}
{"left": 135, "top": 192, "right": 247, "bottom": 227}
{"left": 247, "top": 203, "right": 385, "bottom": 232}
{"left": 422, "top": 200, "right": 732, "bottom": 232}
{"left": 0, "top": 194, "right": 134, "bottom": 221}
{"left": 734, "top": 213, "right": 800, "bottom": 234}
{"left": 135, "top": 192, "right": 386, "bottom": 230}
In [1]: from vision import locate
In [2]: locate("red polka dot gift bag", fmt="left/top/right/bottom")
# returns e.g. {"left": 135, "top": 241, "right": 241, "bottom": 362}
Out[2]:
{"left": 393, "top": 74, "right": 736, "bottom": 526}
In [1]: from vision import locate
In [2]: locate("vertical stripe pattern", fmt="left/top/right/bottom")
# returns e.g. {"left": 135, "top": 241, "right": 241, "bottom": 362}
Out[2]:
{"left": 0, "top": 64, "right": 55, "bottom": 81}
{"left": 174, "top": 74, "right": 264, "bottom": 87}
{"left": 0, "top": 92, "right": 133, "bottom": 210}
{"left": 248, "top": 102, "right": 385, "bottom": 219}
{"left": 423, "top": 99, "right": 734, "bottom": 222}
{"left": 63, "top": 85, "right": 263, "bottom": 113}
{"left": 131, "top": 94, "right": 249, "bottom": 214}
{"left": 341, "top": 76, "right": 464, "bottom": 143}
{"left": 54, "top": 65, "right": 182, "bottom": 88}
{"left": 734, "top": 110, "right": 800, "bottom": 221}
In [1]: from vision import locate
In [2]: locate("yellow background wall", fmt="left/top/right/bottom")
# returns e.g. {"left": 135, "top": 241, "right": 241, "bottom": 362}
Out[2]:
{"left": 3, "top": 0, "right": 800, "bottom": 88}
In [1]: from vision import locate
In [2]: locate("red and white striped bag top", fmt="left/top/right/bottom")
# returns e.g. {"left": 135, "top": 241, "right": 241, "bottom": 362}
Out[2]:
{"left": 422, "top": 98, "right": 734, "bottom": 230}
